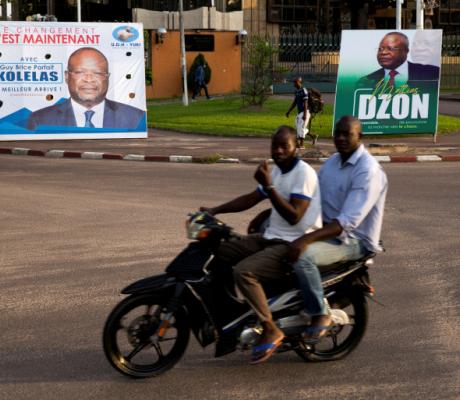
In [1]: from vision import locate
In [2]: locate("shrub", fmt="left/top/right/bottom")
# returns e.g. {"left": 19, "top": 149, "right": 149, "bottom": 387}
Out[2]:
{"left": 145, "top": 67, "right": 152, "bottom": 85}
{"left": 241, "top": 36, "right": 277, "bottom": 107}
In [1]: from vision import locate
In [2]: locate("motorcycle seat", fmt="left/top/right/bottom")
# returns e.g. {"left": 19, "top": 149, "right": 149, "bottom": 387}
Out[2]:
{"left": 319, "top": 252, "right": 376, "bottom": 277}
{"left": 263, "top": 252, "right": 376, "bottom": 298}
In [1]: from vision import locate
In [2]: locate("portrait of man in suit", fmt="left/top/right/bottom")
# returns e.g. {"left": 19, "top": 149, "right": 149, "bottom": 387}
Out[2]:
{"left": 357, "top": 32, "right": 440, "bottom": 89}
{"left": 28, "top": 47, "right": 145, "bottom": 130}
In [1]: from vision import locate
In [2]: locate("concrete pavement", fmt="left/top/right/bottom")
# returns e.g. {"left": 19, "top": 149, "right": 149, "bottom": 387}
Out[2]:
{"left": 2, "top": 159, "right": 460, "bottom": 400}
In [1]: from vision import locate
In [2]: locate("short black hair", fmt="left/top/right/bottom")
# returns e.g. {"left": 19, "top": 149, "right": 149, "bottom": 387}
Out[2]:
{"left": 334, "top": 116, "right": 363, "bottom": 138}
{"left": 272, "top": 125, "right": 297, "bottom": 142}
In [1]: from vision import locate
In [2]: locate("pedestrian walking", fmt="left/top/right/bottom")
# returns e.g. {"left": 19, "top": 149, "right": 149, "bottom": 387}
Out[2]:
{"left": 192, "top": 62, "right": 212, "bottom": 100}
{"left": 285, "top": 77, "right": 318, "bottom": 148}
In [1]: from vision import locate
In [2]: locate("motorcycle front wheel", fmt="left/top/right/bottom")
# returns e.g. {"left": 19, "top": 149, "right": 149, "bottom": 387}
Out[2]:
{"left": 294, "top": 291, "right": 368, "bottom": 362}
{"left": 103, "top": 293, "right": 190, "bottom": 378}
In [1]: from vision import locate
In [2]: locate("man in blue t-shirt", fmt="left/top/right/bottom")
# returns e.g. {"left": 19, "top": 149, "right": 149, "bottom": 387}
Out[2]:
{"left": 285, "top": 77, "right": 318, "bottom": 148}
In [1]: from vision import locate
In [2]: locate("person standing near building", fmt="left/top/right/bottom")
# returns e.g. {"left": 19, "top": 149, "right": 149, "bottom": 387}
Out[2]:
{"left": 192, "top": 62, "right": 212, "bottom": 100}
{"left": 285, "top": 77, "right": 318, "bottom": 148}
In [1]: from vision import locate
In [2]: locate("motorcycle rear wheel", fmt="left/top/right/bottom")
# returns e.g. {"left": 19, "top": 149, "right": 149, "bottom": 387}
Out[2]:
{"left": 294, "top": 291, "right": 368, "bottom": 362}
{"left": 103, "top": 293, "right": 190, "bottom": 378}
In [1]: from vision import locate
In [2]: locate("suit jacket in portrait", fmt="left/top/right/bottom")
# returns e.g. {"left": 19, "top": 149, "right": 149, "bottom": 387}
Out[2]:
{"left": 357, "top": 62, "right": 440, "bottom": 88}
{"left": 27, "top": 98, "right": 146, "bottom": 130}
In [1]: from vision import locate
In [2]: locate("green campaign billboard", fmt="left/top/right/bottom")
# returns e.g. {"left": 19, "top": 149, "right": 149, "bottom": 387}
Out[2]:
{"left": 333, "top": 30, "right": 442, "bottom": 135}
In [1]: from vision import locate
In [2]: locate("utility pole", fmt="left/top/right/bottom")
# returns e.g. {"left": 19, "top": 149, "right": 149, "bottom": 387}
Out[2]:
{"left": 179, "top": 0, "right": 189, "bottom": 106}
{"left": 77, "top": 0, "right": 82, "bottom": 22}
{"left": 416, "top": 0, "right": 424, "bottom": 29}
{"left": 1, "top": 0, "right": 7, "bottom": 21}
{"left": 396, "top": 0, "right": 403, "bottom": 30}
{"left": 46, "top": 0, "right": 55, "bottom": 16}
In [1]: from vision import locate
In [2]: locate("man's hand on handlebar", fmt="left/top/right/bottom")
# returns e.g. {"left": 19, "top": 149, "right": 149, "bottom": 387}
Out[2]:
{"left": 199, "top": 207, "right": 215, "bottom": 215}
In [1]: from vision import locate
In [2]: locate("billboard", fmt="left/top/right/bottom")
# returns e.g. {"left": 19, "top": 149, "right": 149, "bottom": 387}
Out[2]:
{"left": 333, "top": 30, "right": 442, "bottom": 135}
{"left": 0, "top": 22, "right": 147, "bottom": 141}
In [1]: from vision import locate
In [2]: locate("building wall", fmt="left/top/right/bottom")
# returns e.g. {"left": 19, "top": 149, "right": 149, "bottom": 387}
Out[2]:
{"left": 133, "top": 7, "right": 243, "bottom": 31}
{"left": 148, "top": 31, "right": 241, "bottom": 99}
{"left": 242, "top": 0, "right": 460, "bottom": 38}
{"left": 243, "top": 0, "right": 279, "bottom": 37}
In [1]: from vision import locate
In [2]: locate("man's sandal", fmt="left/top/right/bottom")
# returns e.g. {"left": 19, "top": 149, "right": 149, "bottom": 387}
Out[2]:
{"left": 249, "top": 336, "right": 284, "bottom": 365}
{"left": 302, "top": 324, "right": 334, "bottom": 344}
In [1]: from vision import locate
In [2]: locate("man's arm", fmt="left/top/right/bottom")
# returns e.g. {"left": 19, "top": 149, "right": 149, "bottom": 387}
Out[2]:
{"left": 286, "top": 99, "right": 296, "bottom": 117}
{"left": 264, "top": 188, "right": 310, "bottom": 226}
{"left": 255, "top": 161, "right": 310, "bottom": 226}
{"left": 302, "top": 98, "right": 308, "bottom": 120}
{"left": 288, "top": 166, "right": 386, "bottom": 261}
{"left": 201, "top": 190, "right": 264, "bottom": 216}
{"left": 287, "top": 220, "right": 342, "bottom": 262}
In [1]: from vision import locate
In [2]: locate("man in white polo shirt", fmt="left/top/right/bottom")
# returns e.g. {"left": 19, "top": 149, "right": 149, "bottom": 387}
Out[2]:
{"left": 200, "top": 125, "right": 321, "bottom": 364}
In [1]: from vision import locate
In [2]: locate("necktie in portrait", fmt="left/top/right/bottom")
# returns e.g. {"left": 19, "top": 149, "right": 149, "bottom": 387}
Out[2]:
{"left": 388, "top": 70, "right": 398, "bottom": 87}
{"left": 84, "top": 110, "right": 95, "bottom": 128}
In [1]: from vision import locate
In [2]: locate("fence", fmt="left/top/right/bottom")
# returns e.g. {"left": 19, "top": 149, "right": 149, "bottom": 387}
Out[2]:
{"left": 242, "top": 33, "right": 460, "bottom": 92}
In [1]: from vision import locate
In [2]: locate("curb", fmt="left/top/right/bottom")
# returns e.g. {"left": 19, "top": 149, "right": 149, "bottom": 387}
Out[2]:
{"left": 1, "top": 146, "right": 459, "bottom": 164}
{"left": 0, "top": 147, "right": 240, "bottom": 164}
{"left": 248, "top": 155, "right": 459, "bottom": 163}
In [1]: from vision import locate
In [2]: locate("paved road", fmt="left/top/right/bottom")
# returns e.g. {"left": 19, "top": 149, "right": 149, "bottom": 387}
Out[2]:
{"left": 1, "top": 157, "right": 459, "bottom": 400}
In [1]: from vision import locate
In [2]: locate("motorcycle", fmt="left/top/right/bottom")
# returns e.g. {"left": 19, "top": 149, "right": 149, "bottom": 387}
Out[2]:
{"left": 103, "top": 211, "right": 377, "bottom": 378}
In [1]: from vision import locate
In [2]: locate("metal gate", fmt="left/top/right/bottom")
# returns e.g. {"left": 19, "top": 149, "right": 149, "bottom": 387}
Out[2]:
{"left": 242, "top": 32, "right": 460, "bottom": 93}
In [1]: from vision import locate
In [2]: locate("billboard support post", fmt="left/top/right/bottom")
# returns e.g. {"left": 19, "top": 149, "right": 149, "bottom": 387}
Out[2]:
{"left": 396, "top": 0, "right": 404, "bottom": 30}
{"left": 77, "top": 0, "right": 81, "bottom": 22}
{"left": 416, "top": 0, "right": 424, "bottom": 29}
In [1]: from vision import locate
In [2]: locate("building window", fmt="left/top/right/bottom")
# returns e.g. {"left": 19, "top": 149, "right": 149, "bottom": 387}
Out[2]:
{"left": 267, "top": 0, "right": 319, "bottom": 24}
{"left": 185, "top": 34, "right": 215, "bottom": 52}
{"left": 130, "top": 0, "right": 211, "bottom": 11}
{"left": 439, "top": 0, "right": 460, "bottom": 26}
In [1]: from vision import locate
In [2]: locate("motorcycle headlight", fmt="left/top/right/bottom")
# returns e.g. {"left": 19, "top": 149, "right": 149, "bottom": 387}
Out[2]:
{"left": 186, "top": 213, "right": 212, "bottom": 240}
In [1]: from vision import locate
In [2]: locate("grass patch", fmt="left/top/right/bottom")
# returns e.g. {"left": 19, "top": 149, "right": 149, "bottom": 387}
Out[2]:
{"left": 193, "top": 153, "right": 223, "bottom": 163}
{"left": 147, "top": 97, "right": 460, "bottom": 137}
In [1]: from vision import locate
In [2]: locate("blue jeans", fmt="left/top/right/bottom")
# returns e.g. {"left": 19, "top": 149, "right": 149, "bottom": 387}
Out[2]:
{"left": 293, "top": 238, "right": 367, "bottom": 316}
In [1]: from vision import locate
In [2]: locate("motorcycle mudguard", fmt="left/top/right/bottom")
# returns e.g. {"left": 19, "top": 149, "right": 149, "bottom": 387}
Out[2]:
{"left": 121, "top": 274, "right": 176, "bottom": 295}
{"left": 165, "top": 242, "right": 212, "bottom": 279}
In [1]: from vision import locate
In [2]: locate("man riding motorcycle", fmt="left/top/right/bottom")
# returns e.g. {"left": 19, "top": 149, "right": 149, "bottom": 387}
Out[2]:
{"left": 289, "top": 116, "right": 388, "bottom": 343}
{"left": 102, "top": 119, "right": 384, "bottom": 378}
{"left": 200, "top": 125, "right": 322, "bottom": 364}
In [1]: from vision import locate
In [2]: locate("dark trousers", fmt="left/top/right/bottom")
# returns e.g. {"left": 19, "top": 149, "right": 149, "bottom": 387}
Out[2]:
{"left": 215, "top": 234, "right": 290, "bottom": 322}
{"left": 192, "top": 82, "right": 210, "bottom": 99}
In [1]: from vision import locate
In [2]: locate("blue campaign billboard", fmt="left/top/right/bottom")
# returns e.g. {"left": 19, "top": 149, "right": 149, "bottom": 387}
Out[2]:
{"left": 0, "top": 22, "right": 147, "bottom": 140}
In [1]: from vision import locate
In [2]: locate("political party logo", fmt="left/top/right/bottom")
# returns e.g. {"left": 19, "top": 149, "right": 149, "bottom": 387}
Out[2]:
{"left": 112, "top": 26, "right": 140, "bottom": 43}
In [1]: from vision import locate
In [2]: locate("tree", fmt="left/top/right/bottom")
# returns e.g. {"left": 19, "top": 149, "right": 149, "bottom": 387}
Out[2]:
{"left": 241, "top": 36, "right": 277, "bottom": 107}
{"left": 187, "top": 53, "right": 212, "bottom": 91}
